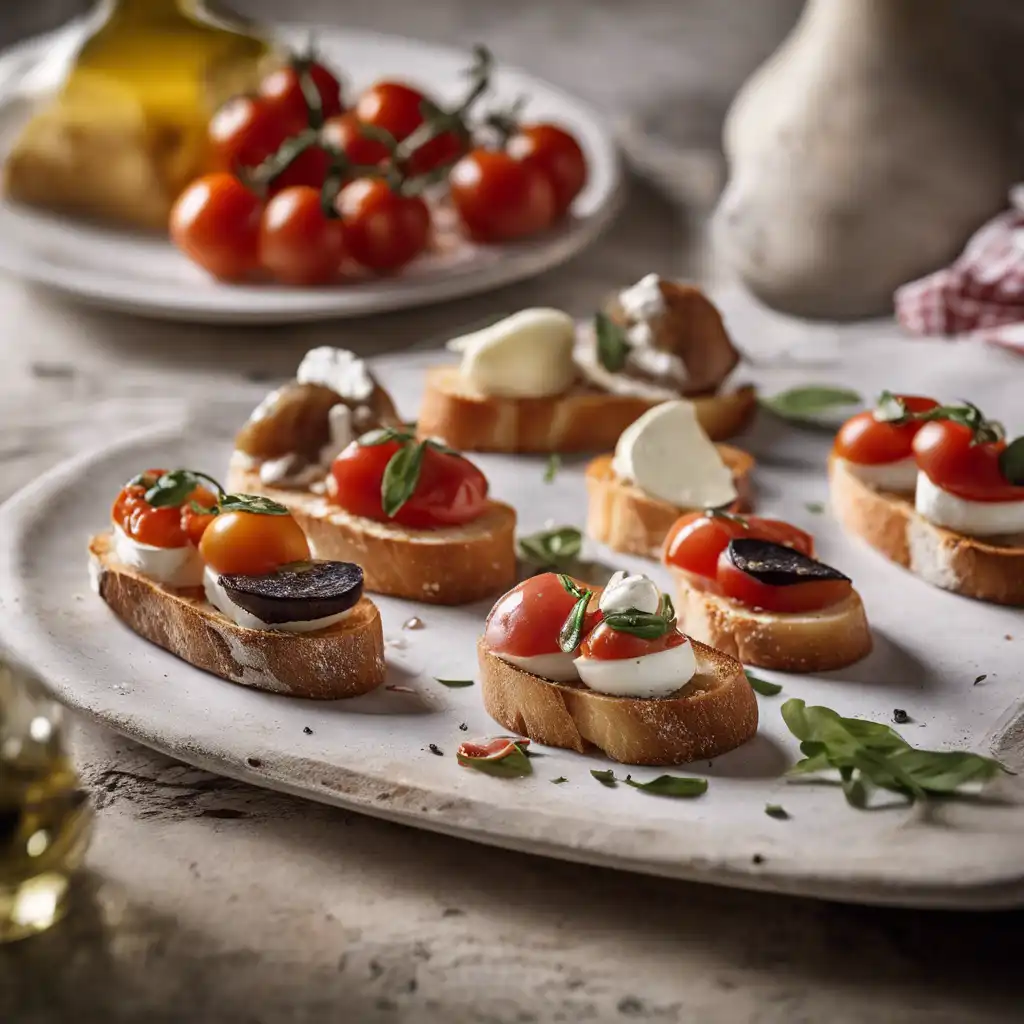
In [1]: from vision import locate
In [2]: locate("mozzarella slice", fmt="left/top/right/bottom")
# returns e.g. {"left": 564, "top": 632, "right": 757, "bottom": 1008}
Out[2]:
{"left": 835, "top": 455, "right": 917, "bottom": 492}
{"left": 112, "top": 525, "right": 203, "bottom": 587}
{"left": 915, "top": 472, "right": 1024, "bottom": 537}
{"left": 611, "top": 399, "right": 737, "bottom": 508}
{"left": 494, "top": 650, "right": 580, "bottom": 682}
{"left": 575, "top": 637, "right": 697, "bottom": 698}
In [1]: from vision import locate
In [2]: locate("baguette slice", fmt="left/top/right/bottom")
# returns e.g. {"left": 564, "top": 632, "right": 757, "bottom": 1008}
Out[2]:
{"left": 585, "top": 448, "right": 755, "bottom": 557}
{"left": 829, "top": 455, "right": 1024, "bottom": 606}
{"left": 477, "top": 638, "right": 758, "bottom": 765}
{"left": 417, "top": 365, "right": 756, "bottom": 453}
{"left": 89, "top": 532, "right": 386, "bottom": 699}
{"left": 669, "top": 569, "right": 872, "bottom": 672}
{"left": 228, "top": 464, "right": 517, "bottom": 605}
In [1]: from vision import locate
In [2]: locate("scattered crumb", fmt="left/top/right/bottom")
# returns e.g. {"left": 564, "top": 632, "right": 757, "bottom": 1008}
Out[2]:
{"left": 386, "top": 684, "right": 417, "bottom": 694}
{"left": 442, "top": 907, "right": 464, "bottom": 917}
{"left": 752, "top": 854, "right": 765, "bottom": 865}
{"left": 246, "top": 757, "right": 262, "bottom": 768}
{"left": 303, "top": 726, "right": 313, "bottom": 735}
{"left": 403, "top": 616, "right": 425, "bottom": 630}
{"left": 30, "top": 361, "right": 75, "bottom": 379}
{"left": 893, "top": 709, "right": 910, "bottom": 724}
{"left": 1005, "top": 634, "right": 1013, "bottom": 641}
{"left": 973, "top": 674, "right": 988, "bottom": 686}
{"left": 458, "top": 722, "right": 468, "bottom": 731}
{"left": 385, "top": 636, "right": 408, "bottom": 649}
{"left": 428, "top": 743, "right": 443, "bottom": 757}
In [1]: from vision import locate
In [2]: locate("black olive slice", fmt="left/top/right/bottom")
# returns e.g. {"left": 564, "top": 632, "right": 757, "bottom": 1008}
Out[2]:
{"left": 218, "top": 561, "right": 363, "bottom": 624}
{"left": 725, "top": 539, "right": 849, "bottom": 587}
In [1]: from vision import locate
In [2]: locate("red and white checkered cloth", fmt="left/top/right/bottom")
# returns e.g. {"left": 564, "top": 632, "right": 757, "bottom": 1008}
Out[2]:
{"left": 895, "top": 186, "right": 1024, "bottom": 353}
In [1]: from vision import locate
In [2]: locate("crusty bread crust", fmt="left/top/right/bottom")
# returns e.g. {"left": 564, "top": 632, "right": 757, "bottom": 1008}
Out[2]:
{"left": 477, "top": 638, "right": 758, "bottom": 765}
{"left": 417, "top": 366, "right": 756, "bottom": 453}
{"left": 829, "top": 455, "right": 1024, "bottom": 606}
{"left": 669, "top": 569, "right": 872, "bottom": 672}
{"left": 89, "top": 532, "right": 386, "bottom": 699}
{"left": 584, "top": 448, "right": 755, "bottom": 557}
{"left": 228, "top": 464, "right": 517, "bottom": 605}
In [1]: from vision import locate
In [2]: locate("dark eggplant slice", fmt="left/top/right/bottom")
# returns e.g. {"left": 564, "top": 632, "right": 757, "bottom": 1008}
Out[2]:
{"left": 725, "top": 539, "right": 849, "bottom": 587}
{"left": 218, "top": 561, "right": 363, "bottom": 624}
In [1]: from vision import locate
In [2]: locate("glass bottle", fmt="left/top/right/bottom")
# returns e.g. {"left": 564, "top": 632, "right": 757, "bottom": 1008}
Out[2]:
{"left": 0, "top": 656, "right": 93, "bottom": 943}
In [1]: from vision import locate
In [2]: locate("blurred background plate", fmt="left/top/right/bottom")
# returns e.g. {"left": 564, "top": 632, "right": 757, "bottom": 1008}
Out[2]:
{"left": 0, "top": 21, "right": 622, "bottom": 324}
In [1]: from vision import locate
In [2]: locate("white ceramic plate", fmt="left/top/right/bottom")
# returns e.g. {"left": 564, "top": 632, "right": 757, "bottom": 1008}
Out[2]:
{"left": 3, "top": 346, "right": 1024, "bottom": 909}
{"left": 0, "top": 23, "right": 621, "bottom": 323}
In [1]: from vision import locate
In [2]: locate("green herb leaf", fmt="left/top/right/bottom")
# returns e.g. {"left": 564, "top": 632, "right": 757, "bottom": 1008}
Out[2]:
{"left": 557, "top": 573, "right": 586, "bottom": 599}
{"left": 358, "top": 426, "right": 415, "bottom": 447}
{"left": 543, "top": 453, "right": 561, "bottom": 484}
{"left": 381, "top": 440, "right": 426, "bottom": 518}
{"left": 908, "top": 402, "right": 1004, "bottom": 445}
{"left": 760, "top": 386, "right": 862, "bottom": 423}
{"left": 551, "top": 776, "right": 568, "bottom": 785}
{"left": 602, "top": 610, "right": 674, "bottom": 641}
{"left": 873, "top": 391, "right": 907, "bottom": 423}
{"left": 558, "top": 590, "right": 593, "bottom": 653}
{"left": 658, "top": 593, "right": 675, "bottom": 621}
{"left": 590, "top": 768, "right": 617, "bottom": 788}
{"left": 765, "top": 803, "right": 789, "bottom": 819}
{"left": 218, "top": 493, "right": 290, "bottom": 516}
{"left": 143, "top": 469, "right": 224, "bottom": 508}
{"left": 624, "top": 774, "right": 708, "bottom": 798}
{"left": 706, "top": 508, "right": 749, "bottom": 527}
{"left": 518, "top": 527, "right": 583, "bottom": 569}
{"left": 999, "top": 436, "right": 1024, "bottom": 485}
{"left": 594, "top": 311, "right": 629, "bottom": 373}
{"left": 434, "top": 678, "right": 474, "bottom": 688}
{"left": 747, "top": 672, "right": 782, "bottom": 697}
{"left": 804, "top": 501, "right": 825, "bottom": 515}
{"left": 457, "top": 742, "right": 532, "bottom": 778}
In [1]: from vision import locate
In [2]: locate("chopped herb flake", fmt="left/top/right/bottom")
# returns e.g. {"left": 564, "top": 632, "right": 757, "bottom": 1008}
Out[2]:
{"left": 747, "top": 672, "right": 783, "bottom": 696}
{"left": 591, "top": 769, "right": 617, "bottom": 788}
{"left": 765, "top": 803, "right": 789, "bottom": 819}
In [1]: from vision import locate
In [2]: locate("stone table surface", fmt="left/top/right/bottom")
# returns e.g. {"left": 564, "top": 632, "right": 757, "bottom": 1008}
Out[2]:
{"left": 3, "top": 2, "right": 1024, "bottom": 1022}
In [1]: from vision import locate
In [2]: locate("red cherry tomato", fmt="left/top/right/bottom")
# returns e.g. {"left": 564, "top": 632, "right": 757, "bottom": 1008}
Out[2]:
{"left": 716, "top": 546, "right": 851, "bottom": 613}
{"left": 322, "top": 112, "right": 391, "bottom": 167}
{"left": 199, "top": 510, "right": 311, "bottom": 576}
{"left": 406, "top": 128, "right": 466, "bottom": 176}
{"left": 450, "top": 149, "right": 556, "bottom": 242}
{"left": 579, "top": 622, "right": 687, "bottom": 661}
{"left": 329, "top": 439, "right": 488, "bottom": 529}
{"left": 833, "top": 395, "right": 939, "bottom": 465}
{"left": 912, "top": 420, "right": 1024, "bottom": 502}
{"left": 354, "top": 81, "right": 428, "bottom": 142}
{"left": 259, "top": 186, "right": 346, "bottom": 286}
{"left": 663, "top": 512, "right": 814, "bottom": 581}
{"left": 269, "top": 145, "right": 332, "bottom": 194}
{"left": 112, "top": 473, "right": 217, "bottom": 549}
{"left": 208, "top": 95, "right": 289, "bottom": 175}
{"left": 170, "top": 174, "right": 263, "bottom": 281}
{"left": 484, "top": 573, "right": 601, "bottom": 657}
{"left": 258, "top": 60, "right": 344, "bottom": 133}
{"left": 507, "top": 123, "right": 587, "bottom": 217}
{"left": 338, "top": 178, "right": 431, "bottom": 272}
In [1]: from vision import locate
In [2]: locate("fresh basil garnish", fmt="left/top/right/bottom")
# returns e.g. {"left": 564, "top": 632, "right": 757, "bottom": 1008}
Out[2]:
{"left": 624, "top": 774, "right": 708, "bottom": 798}
{"left": 590, "top": 768, "right": 617, "bottom": 788}
{"left": 765, "top": 803, "right": 789, "bottom": 819}
{"left": 457, "top": 741, "right": 532, "bottom": 778}
{"left": 543, "top": 453, "right": 561, "bottom": 484}
{"left": 746, "top": 672, "right": 782, "bottom": 697}
{"left": 594, "top": 311, "right": 629, "bottom": 373}
{"left": 601, "top": 610, "right": 674, "bottom": 641}
{"left": 518, "top": 526, "right": 582, "bottom": 568}
{"left": 434, "top": 678, "right": 474, "bottom": 688}
{"left": 998, "top": 436, "right": 1024, "bottom": 485}
{"left": 557, "top": 573, "right": 586, "bottom": 599}
{"left": 558, "top": 589, "right": 594, "bottom": 653}
{"left": 218, "top": 493, "right": 290, "bottom": 516}
{"left": 381, "top": 439, "right": 427, "bottom": 518}
{"left": 906, "top": 401, "right": 1004, "bottom": 445}
{"left": 760, "top": 386, "right": 862, "bottom": 424}
{"left": 658, "top": 593, "right": 675, "bottom": 620}
{"left": 551, "top": 776, "right": 568, "bottom": 784}
{"left": 143, "top": 469, "right": 224, "bottom": 509}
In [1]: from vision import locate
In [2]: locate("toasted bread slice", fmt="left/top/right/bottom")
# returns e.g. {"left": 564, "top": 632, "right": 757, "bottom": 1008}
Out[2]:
{"left": 227, "top": 464, "right": 517, "bottom": 605}
{"left": 584, "top": 448, "right": 755, "bottom": 557}
{"left": 477, "top": 638, "right": 757, "bottom": 765}
{"left": 669, "top": 569, "right": 872, "bottom": 672}
{"left": 829, "top": 456, "right": 1024, "bottom": 606}
{"left": 417, "top": 366, "right": 756, "bottom": 453}
{"left": 89, "top": 532, "right": 386, "bottom": 699}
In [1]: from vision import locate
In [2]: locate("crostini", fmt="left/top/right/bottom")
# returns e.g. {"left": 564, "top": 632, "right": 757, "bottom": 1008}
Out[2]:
{"left": 90, "top": 468, "right": 386, "bottom": 698}
{"left": 830, "top": 393, "right": 1024, "bottom": 606}
{"left": 417, "top": 276, "right": 756, "bottom": 453}
{"left": 477, "top": 569, "right": 758, "bottom": 765}
{"left": 662, "top": 511, "right": 872, "bottom": 672}
{"left": 585, "top": 399, "right": 755, "bottom": 557}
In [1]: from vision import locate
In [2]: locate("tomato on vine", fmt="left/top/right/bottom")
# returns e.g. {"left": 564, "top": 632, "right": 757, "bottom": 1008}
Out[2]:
{"left": 259, "top": 185, "right": 347, "bottom": 286}
{"left": 338, "top": 178, "right": 431, "bottom": 272}
{"left": 507, "top": 123, "right": 586, "bottom": 217}
{"left": 208, "top": 95, "right": 289, "bottom": 175}
{"left": 258, "top": 59, "right": 344, "bottom": 133}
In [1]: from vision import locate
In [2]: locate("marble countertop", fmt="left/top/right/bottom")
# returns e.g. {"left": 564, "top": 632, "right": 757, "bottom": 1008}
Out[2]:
{"left": 2, "top": 2, "right": 1024, "bottom": 1021}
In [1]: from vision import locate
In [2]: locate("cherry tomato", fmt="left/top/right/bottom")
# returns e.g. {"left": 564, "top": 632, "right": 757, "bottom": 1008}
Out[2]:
{"left": 716, "top": 546, "right": 851, "bottom": 613}
{"left": 834, "top": 395, "right": 939, "bottom": 465}
{"left": 338, "top": 179, "right": 431, "bottom": 272}
{"left": 663, "top": 512, "right": 814, "bottom": 581}
{"left": 209, "top": 95, "right": 289, "bottom": 175}
{"left": 170, "top": 174, "right": 263, "bottom": 281}
{"left": 112, "top": 473, "right": 217, "bottom": 549}
{"left": 579, "top": 622, "right": 687, "bottom": 661}
{"left": 259, "top": 186, "right": 346, "bottom": 286}
{"left": 354, "top": 81, "right": 428, "bottom": 143}
{"left": 329, "top": 439, "right": 488, "bottom": 529}
{"left": 269, "top": 144, "right": 332, "bottom": 194}
{"left": 322, "top": 112, "right": 391, "bottom": 167}
{"left": 507, "top": 123, "right": 586, "bottom": 217}
{"left": 484, "top": 573, "right": 601, "bottom": 657}
{"left": 450, "top": 149, "right": 556, "bottom": 242}
{"left": 406, "top": 128, "right": 466, "bottom": 176}
{"left": 199, "top": 510, "right": 310, "bottom": 576}
{"left": 259, "top": 60, "right": 344, "bottom": 133}
{"left": 912, "top": 420, "right": 1024, "bottom": 502}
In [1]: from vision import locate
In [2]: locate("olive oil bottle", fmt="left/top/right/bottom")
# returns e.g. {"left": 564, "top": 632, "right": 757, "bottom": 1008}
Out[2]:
{"left": 0, "top": 658, "right": 93, "bottom": 943}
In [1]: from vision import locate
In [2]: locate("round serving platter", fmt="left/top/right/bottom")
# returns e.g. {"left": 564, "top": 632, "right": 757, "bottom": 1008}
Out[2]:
{"left": 0, "top": 23, "right": 621, "bottom": 323}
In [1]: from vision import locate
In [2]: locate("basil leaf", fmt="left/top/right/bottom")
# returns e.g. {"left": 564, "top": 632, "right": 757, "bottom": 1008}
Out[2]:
{"left": 144, "top": 469, "right": 202, "bottom": 508}
{"left": 551, "top": 776, "right": 568, "bottom": 785}
{"left": 381, "top": 440, "right": 426, "bottom": 518}
{"left": 590, "top": 769, "right": 617, "bottom": 788}
{"left": 557, "top": 573, "right": 586, "bottom": 599}
{"left": 218, "top": 493, "right": 290, "bottom": 516}
{"left": 760, "top": 386, "right": 862, "bottom": 423}
{"left": 543, "top": 454, "right": 561, "bottom": 484}
{"left": 624, "top": 774, "right": 708, "bottom": 798}
{"left": 457, "top": 742, "right": 532, "bottom": 778}
{"left": 658, "top": 593, "right": 675, "bottom": 620}
{"left": 999, "top": 436, "right": 1024, "bottom": 486}
{"left": 558, "top": 591, "right": 593, "bottom": 653}
{"left": 746, "top": 672, "right": 782, "bottom": 697}
{"left": 765, "top": 803, "right": 789, "bottom": 819}
{"left": 434, "top": 678, "right": 474, "bottom": 688}
{"left": 518, "top": 526, "right": 583, "bottom": 568}
{"left": 594, "top": 311, "right": 629, "bottom": 373}
{"left": 601, "top": 610, "right": 673, "bottom": 640}
{"left": 359, "top": 427, "right": 414, "bottom": 447}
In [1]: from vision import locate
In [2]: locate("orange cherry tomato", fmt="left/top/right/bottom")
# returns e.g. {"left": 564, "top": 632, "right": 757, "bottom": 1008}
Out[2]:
{"left": 258, "top": 61, "right": 344, "bottom": 133}
{"left": 484, "top": 573, "right": 601, "bottom": 658}
{"left": 912, "top": 420, "right": 1024, "bottom": 502}
{"left": 579, "top": 622, "right": 687, "bottom": 661}
{"left": 449, "top": 149, "right": 556, "bottom": 242}
{"left": 663, "top": 512, "right": 814, "bottom": 581}
{"left": 507, "top": 123, "right": 587, "bottom": 217}
{"left": 209, "top": 95, "right": 290, "bottom": 175}
{"left": 715, "top": 546, "right": 851, "bottom": 613}
{"left": 199, "top": 511, "right": 310, "bottom": 576}
{"left": 322, "top": 112, "right": 391, "bottom": 167}
{"left": 338, "top": 178, "right": 431, "bottom": 272}
{"left": 112, "top": 473, "right": 217, "bottom": 549}
{"left": 833, "top": 395, "right": 938, "bottom": 465}
{"left": 170, "top": 174, "right": 263, "bottom": 281}
{"left": 259, "top": 185, "right": 346, "bottom": 285}
{"left": 354, "top": 81, "right": 429, "bottom": 143}
{"left": 329, "top": 439, "right": 488, "bottom": 529}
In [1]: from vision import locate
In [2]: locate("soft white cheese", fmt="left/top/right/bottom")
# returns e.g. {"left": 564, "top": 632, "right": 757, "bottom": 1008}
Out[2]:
{"left": 611, "top": 400, "right": 737, "bottom": 509}
{"left": 619, "top": 273, "right": 665, "bottom": 330}
{"left": 112, "top": 525, "right": 203, "bottom": 587}
{"left": 575, "top": 636, "right": 697, "bottom": 698}
{"left": 494, "top": 650, "right": 580, "bottom": 682}
{"left": 836, "top": 455, "right": 917, "bottom": 493}
{"left": 319, "top": 403, "right": 354, "bottom": 465}
{"left": 915, "top": 472, "right": 1024, "bottom": 537}
{"left": 203, "top": 568, "right": 354, "bottom": 633}
{"left": 258, "top": 456, "right": 324, "bottom": 489}
{"left": 446, "top": 308, "right": 577, "bottom": 398}
{"left": 599, "top": 570, "right": 661, "bottom": 616}
{"left": 296, "top": 347, "right": 375, "bottom": 403}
